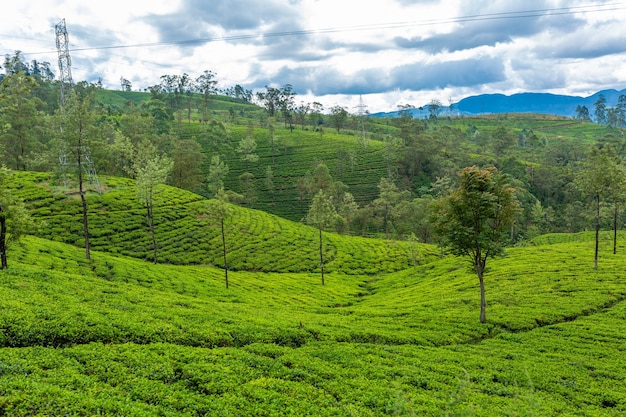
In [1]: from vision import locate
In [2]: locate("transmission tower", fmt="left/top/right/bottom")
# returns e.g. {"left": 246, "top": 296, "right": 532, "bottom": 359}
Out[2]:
{"left": 55, "top": 18, "right": 101, "bottom": 194}
{"left": 55, "top": 19, "right": 73, "bottom": 106}
{"left": 355, "top": 95, "right": 368, "bottom": 148}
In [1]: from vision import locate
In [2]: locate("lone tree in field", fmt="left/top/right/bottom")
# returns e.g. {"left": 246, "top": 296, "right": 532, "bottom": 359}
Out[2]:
{"left": 432, "top": 166, "right": 520, "bottom": 323}
{"left": 133, "top": 140, "right": 173, "bottom": 264}
{"left": 0, "top": 166, "right": 35, "bottom": 269}
{"left": 306, "top": 189, "right": 338, "bottom": 285}
{"left": 207, "top": 188, "right": 233, "bottom": 289}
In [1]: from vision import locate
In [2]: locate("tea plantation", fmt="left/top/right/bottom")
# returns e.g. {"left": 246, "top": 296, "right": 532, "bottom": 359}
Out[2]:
{"left": 1, "top": 173, "right": 625, "bottom": 415}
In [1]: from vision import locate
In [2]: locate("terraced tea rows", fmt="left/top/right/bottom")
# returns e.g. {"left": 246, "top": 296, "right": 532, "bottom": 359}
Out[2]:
{"left": 1, "top": 233, "right": 625, "bottom": 415}
{"left": 13, "top": 172, "right": 429, "bottom": 274}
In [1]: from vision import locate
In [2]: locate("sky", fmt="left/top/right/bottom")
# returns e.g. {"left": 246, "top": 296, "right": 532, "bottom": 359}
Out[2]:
{"left": 1, "top": 0, "right": 626, "bottom": 113}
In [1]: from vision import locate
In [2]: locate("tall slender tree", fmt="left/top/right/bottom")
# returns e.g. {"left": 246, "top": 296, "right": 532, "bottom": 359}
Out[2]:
{"left": 196, "top": 70, "right": 217, "bottom": 122}
{"left": 306, "top": 189, "right": 338, "bottom": 285}
{"left": 575, "top": 146, "right": 626, "bottom": 269}
{"left": 207, "top": 188, "right": 233, "bottom": 289}
{"left": 61, "top": 90, "right": 99, "bottom": 260}
{"left": 207, "top": 155, "right": 229, "bottom": 195}
{"left": 594, "top": 94, "right": 607, "bottom": 124}
{"left": 133, "top": 140, "right": 173, "bottom": 264}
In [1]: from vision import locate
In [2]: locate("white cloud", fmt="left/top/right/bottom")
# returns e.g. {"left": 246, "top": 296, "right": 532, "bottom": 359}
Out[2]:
{"left": 1, "top": 0, "right": 625, "bottom": 112}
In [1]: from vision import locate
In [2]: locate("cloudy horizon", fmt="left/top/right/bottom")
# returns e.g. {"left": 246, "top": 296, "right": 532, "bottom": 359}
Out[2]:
{"left": 2, "top": 0, "right": 626, "bottom": 113}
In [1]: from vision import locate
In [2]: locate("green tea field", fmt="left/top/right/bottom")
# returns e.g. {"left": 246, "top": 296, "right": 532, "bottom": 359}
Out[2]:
{"left": 1, "top": 174, "right": 625, "bottom": 415}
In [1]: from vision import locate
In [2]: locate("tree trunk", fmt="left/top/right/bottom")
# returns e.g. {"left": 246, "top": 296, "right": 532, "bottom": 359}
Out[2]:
{"left": 384, "top": 207, "right": 390, "bottom": 240}
{"left": 148, "top": 203, "right": 157, "bottom": 264}
{"left": 594, "top": 194, "right": 599, "bottom": 270}
{"left": 221, "top": 217, "right": 228, "bottom": 289}
{"left": 319, "top": 228, "right": 325, "bottom": 286}
{"left": 0, "top": 215, "right": 7, "bottom": 269}
{"left": 79, "top": 168, "right": 91, "bottom": 261}
{"left": 613, "top": 204, "right": 618, "bottom": 255}
{"left": 477, "top": 264, "right": 486, "bottom": 323}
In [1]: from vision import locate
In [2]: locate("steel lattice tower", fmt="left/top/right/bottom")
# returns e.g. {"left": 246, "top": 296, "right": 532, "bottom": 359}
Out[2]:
{"left": 55, "top": 18, "right": 101, "bottom": 193}
{"left": 55, "top": 19, "right": 73, "bottom": 106}
{"left": 355, "top": 95, "right": 368, "bottom": 148}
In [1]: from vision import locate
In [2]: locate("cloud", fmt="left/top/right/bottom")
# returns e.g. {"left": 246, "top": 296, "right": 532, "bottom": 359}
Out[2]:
{"left": 391, "top": 57, "right": 506, "bottom": 90}
{"left": 143, "top": 0, "right": 303, "bottom": 41}
{"left": 510, "top": 58, "right": 567, "bottom": 90}
{"left": 393, "top": 0, "right": 440, "bottom": 4}
{"left": 259, "top": 56, "right": 506, "bottom": 96}
{"left": 535, "top": 21, "right": 626, "bottom": 59}
{"left": 394, "top": 0, "right": 584, "bottom": 53}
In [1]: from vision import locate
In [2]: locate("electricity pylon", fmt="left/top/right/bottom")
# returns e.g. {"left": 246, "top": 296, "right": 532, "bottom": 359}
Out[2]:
{"left": 55, "top": 18, "right": 101, "bottom": 193}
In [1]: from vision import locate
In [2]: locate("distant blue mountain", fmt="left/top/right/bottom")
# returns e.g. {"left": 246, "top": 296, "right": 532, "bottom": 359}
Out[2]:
{"left": 371, "top": 89, "right": 626, "bottom": 118}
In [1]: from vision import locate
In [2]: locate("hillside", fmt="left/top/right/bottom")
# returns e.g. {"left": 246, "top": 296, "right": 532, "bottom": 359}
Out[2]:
{"left": 0, "top": 172, "right": 625, "bottom": 415}
{"left": 176, "top": 122, "right": 389, "bottom": 221}
{"left": 11, "top": 171, "right": 429, "bottom": 274}
{"left": 1, "top": 228, "right": 625, "bottom": 414}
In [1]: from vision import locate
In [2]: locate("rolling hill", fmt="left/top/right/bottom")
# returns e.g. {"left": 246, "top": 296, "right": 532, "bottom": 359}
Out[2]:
{"left": 1, "top": 172, "right": 625, "bottom": 415}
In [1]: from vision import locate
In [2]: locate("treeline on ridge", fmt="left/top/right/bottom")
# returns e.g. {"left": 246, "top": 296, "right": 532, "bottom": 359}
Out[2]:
{"left": 2, "top": 50, "right": 626, "bottom": 243}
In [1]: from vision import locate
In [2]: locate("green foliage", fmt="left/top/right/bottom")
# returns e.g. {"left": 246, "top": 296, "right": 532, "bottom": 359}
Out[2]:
{"left": 433, "top": 166, "right": 521, "bottom": 262}
{"left": 0, "top": 166, "right": 36, "bottom": 268}
{"left": 206, "top": 154, "right": 229, "bottom": 194}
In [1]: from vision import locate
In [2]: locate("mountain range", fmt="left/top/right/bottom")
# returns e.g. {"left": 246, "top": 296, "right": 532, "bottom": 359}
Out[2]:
{"left": 371, "top": 88, "right": 626, "bottom": 118}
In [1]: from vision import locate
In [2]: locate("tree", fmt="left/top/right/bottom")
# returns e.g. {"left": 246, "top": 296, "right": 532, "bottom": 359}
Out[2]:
{"left": 207, "top": 188, "right": 233, "bottom": 288}
{"left": 236, "top": 124, "right": 259, "bottom": 172}
{"left": 267, "top": 117, "right": 277, "bottom": 163}
{"left": 575, "top": 146, "right": 626, "bottom": 269}
{"left": 256, "top": 86, "right": 281, "bottom": 117}
{"left": 265, "top": 165, "right": 275, "bottom": 203}
{"left": 575, "top": 105, "right": 591, "bottom": 122}
{"left": 427, "top": 99, "right": 442, "bottom": 120}
{"left": 337, "top": 192, "right": 359, "bottom": 234}
{"left": 607, "top": 108, "right": 620, "bottom": 127}
{"left": 294, "top": 102, "right": 310, "bottom": 130}
{"left": 373, "top": 177, "right": 411, "bottom": 239}
{"left": 306, "top": 189, "right": 338, "bottom": 285}
{"left": 61, "top": 90, "right": 99, "bottom": 260}
{"left": 133, "top": 140, "right": 173, "bottom": 264}
{"left": 207, "top": 155, "right": 229, "bottom": 195}
{"left": 238, "top": 172, "right": 257, "bottom": 207}
{"left": 0, "top": 71, "right": 43, "bottom": 170}
{"left": 118, "top": 101, "right": 156, "bottom": 146}
{"left": 309, "top": 102, "right": 324, "bottom": 130}
{"left": 431, "top": 166, "right": 521, "bottom": 323}
{"left": 279, "top": 84, "right": 296, "bottom": 129}
{"left": 195, "top": 70, "right": 218, "bottom": 122}
{"left": 491, "top": 126, "right": 516, "bottom": 156}
{"left": 120, "top": 77, "right": 132, "bottom": 91}
{"left": 202, "top": 120, "right": 228, "bottom": 153}
{"left": 616, "top": 94, "right": 626, "bottom": 127}
{"left": 594, "top": 94, "right": 607, "bottom": 124}
{"left": 170, "top": 139, "right": 205, "bottom": 192}
{"left": 329, "top": 106, "right": 348, "bottom": 133}
{"left": 0, "top": 166, "right": 35, "bottom": 269}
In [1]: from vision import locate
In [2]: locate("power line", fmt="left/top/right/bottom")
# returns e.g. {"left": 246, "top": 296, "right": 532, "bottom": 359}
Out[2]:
{"left": 19, "top": 2, "right": 625, "bottom": 55}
